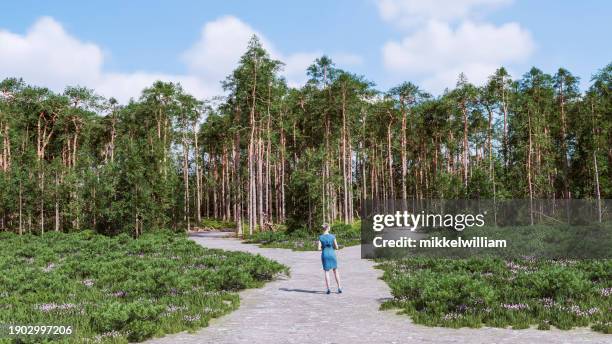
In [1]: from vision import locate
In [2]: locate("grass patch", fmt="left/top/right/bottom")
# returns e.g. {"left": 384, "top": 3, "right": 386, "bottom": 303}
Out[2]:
{"left": 0, "top": 231, "right": 288, "bottom": 343}
{"left": 243, "top": 222, "right": 361, "bottom": 251}
{"left": 376, "top": 257, "right": 611, "bottom": 333}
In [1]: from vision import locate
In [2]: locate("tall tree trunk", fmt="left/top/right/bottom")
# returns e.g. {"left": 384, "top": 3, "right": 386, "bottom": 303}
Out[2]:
{"left": 462, "top": 103, "right": 469, "bottom": 189}
{"left": 361, "top": 112, "right": 368, "bottom": 209}
{"left": 182, "top": 133, "right": 190, "bottom": 231}
{"left": 341, "top": 86, "right": 349, "bottom": 223}
{"left": 527, "top": 109, "right": 534, "bottom": 225}
{"left": 233, "top": 122, "right": 243, "bottom": 234}
{"left": 347, "top": 127, "right": 354, "bottom": 223}
{"left": 558, "top": 83, "right": 570, "bottom": 199}
{"left": 501, "top": 74, "right": 509, "bottom": 168}
{"left": 280, "top": 116, "right": 286, "bottom": 222}
{"left": 400, "top": 102, "right": 407, "bottom": 209}
{"left": 213, "top": 157, "right": 218, "bottom": 219}
{"left": 257, "top": 133, "right": 264, "bottom": 230}
{"left": 387, "top": 118, "right": 394, "bottom": 201}
{"left": 248, "top": 56, "right": 259, "bottom": 235}
{"left": 591, "top": 100, "right": 602, "bottom": 222}
{"left": 225, "top": 149, "right": 232, "bottom": 220}
{"left": 487, "top": 108, "right": 493, "bottom": 177}
{"left": 193, "top": 123, "right": 202, "bottom": 223}
{"left": 221, "top": 149, "right": 226, "bottom": 221}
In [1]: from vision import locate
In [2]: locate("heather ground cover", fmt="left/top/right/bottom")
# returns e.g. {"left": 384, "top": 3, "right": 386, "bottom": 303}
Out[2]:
{"left": 377, "top": 257, "right": 611, "bottom": 333}
{"left": 0, "top": 231, "right": 288, "bottom": 343}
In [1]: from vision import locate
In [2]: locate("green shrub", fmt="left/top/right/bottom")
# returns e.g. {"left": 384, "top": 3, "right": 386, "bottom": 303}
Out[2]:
{"left": 198, "top": 218, "right": 236, "bottom": 230}
{"left": 90, "top": 302, "right": 131, "bottom": 332}
{"left": 125, "top": 320, "right": 159, "bottom": 342}
{"left": 243, "top": 221, "right": 361, "bottom": 251}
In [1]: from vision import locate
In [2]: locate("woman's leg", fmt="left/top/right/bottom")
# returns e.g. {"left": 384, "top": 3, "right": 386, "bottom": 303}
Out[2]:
{"left": 332, "top": 269, "right": 341, "bottom": 289}
{"left": 324, "top": 270, "right": 330, "bottom": 290}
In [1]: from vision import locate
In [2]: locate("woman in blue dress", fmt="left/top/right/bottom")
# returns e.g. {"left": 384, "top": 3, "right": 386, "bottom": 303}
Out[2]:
{"left": 317, "top": 223, "right": 342, "bottom": 294}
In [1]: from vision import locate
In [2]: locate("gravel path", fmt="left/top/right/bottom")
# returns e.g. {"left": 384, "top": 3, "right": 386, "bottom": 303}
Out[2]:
{"left": 145, "top": 232, "right": 610, "bottom": 344}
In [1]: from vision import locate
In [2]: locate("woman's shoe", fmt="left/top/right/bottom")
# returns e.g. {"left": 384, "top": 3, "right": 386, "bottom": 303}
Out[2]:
{"left": 338, "top": 288, "right": 342, "bottom": 294}
{"left": 326, "top": 289, "right": 331, "bottom": 294}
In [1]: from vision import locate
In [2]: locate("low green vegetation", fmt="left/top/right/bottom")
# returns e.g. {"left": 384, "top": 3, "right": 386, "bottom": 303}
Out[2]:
{"left": 377, "top": 257, "right": 611, "bottom": 333}
{"left": 243, "top": 222, "right": 361, "bottom": 251}
{"left": 0, "top": 231, "right": 288, "bottom": 343}
{"left": 195, "top": 218, "right": 236, "bottom": 231}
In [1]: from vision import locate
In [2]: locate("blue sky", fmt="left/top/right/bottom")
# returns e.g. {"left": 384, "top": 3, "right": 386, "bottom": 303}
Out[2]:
{"left": 0, "top": 0, "right": 610, "bottom": 102}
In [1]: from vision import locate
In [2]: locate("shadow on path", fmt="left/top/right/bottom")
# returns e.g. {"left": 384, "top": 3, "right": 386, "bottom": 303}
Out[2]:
{"left": 279, "top": 288, "right": 326, "bottom": 294}
{"left": 188, "top": 231, "right": 234, "bottom": 239}
{"left": 376, "top": 297, "right": 393, "bottom": 304}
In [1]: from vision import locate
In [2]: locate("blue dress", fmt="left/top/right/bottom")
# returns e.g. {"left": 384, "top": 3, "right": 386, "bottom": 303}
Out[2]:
{"left": 319, "top": 234, "right": 338, "bottom": 271}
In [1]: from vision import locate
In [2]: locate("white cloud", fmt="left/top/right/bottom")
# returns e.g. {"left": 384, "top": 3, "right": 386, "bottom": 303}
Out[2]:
{"left": 376, "top": 0, "right": 513, "bottom": 28}
{"left": 382, "top": 20, "right": 534, "bottom": 93}
{"left": 0, "top": 17, "right": 104, "bottom": 91}
{"left": 376, "top": 0, "right": 536, "bottom": 94}
{"left": 0, "top": 16, "right": 362, "bottom": 104}
{"left": 182, "top": 16, "right": 273, "bottom": 83}
{"left": 182, "top": 16, "right": 362, "bottom": 88}
{"left": 0, "top": 17, "right": 216, "bottom": 103}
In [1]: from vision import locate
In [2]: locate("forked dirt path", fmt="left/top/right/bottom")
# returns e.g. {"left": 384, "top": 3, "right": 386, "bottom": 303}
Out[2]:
{"left": 146, "top": 232, "right": 609, "bottom": 344}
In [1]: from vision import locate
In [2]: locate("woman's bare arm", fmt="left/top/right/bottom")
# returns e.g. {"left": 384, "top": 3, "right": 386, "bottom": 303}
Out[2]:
{"left": 333, "top": 239, "right": 339, "bottom": 250}
{"left": 317, "top": 240, "right": 322, "bottom": 251}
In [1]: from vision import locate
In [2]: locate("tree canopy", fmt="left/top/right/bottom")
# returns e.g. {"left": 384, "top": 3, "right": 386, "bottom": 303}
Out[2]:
{"left": 1, "top": 36, "right": 610, "bottom": 235}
